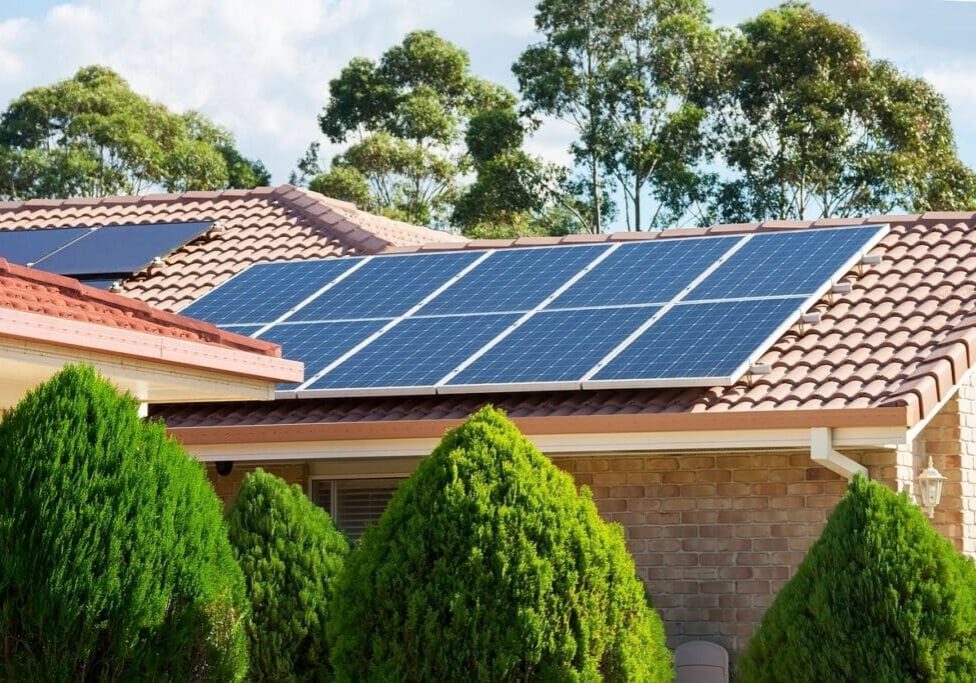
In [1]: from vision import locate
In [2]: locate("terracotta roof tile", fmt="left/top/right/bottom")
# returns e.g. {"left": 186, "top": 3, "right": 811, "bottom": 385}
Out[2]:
{"left": 0, "top": 258, "right": 278, "bottom": 356}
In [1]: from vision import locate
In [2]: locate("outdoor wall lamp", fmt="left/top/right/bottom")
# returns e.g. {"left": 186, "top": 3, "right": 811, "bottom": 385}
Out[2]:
{"left": 917, "top": 457, "right": 946, "bottom": 518}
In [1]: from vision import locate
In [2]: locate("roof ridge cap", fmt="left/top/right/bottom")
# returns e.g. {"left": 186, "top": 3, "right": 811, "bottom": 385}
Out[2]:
{"left": 268, "top": 183, "right": 396, "bottom": 251}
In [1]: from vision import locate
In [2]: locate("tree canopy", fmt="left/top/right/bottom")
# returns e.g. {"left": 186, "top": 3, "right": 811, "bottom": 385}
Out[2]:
{"left": 0, "top": 65, "right": 269, "bottom": 200}
{"left": 311, "top": 31, "right": 514, "bottom": 226}
{"left": 711, "top": 1, "right": 976, "bottom": 221}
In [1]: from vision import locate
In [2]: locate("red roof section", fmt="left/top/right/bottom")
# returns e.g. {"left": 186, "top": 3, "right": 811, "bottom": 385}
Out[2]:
{"left": 155, "top": 213, "right": 976, "bottom": 431}
{"left": 0, "top": 184, "right": 464, "bottom": 312}
{"left": 0, "top": 257, "right": 280, "bottom": 356}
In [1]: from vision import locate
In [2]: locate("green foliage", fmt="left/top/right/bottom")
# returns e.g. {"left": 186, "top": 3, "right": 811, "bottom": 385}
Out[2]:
{"left": 713, "top": 2, "right": 976, "bottom": 221}
{"left": 314, "top": 31, "right": 513, "bottom": 226}
{"left": 515, "top": 0, "right": 716, "bottom": 231}
{"left": 0, "top": 364, "right": 248, "bottom": 681}
{"left": 739, "top": 475, "right": 976, "bottom": 682}
{"left": 328, "top": 406, "right": 671, "bottom": 682}
{"left": 227, "top": 470, "right": 350, "bottom": 682}
{"left": 0, "top": 65, "right": 268, "bottom": 199}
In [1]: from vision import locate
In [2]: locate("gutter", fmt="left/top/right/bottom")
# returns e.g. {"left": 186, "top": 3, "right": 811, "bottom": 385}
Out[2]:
{"left": 810, "top": 427, "right": 867, "bottom": 479}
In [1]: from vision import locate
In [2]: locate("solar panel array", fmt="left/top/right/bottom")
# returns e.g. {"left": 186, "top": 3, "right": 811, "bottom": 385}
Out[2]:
{"left": 0, "top": 221, "right": 213, "bottom": 288}
{"left": 182, "top": 225, "right": 887, "bottom": 396}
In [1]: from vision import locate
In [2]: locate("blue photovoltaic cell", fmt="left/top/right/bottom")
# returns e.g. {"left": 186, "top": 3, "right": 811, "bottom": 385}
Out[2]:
{"left": 258, "top": 320, "right": 388, "bottom": 390}
{"left": 181, "top": 259, "right": 360, "bottom": 326}
{"left": 308, "top": 313, "right": 519, "bottom": 390}
{"left": 449, "top": 306, "right": 660, "bottom": 386}
{"left": 34, "top": 221, "right": 213, "bottom": 276}
{"left": 689, "top": 226, "right": 881, "bottom": 299}
{"left": 420, "top": 245, "right": 609, "bottom": 315}
{"left": 291, "top": 251, "right": 480, "bottom": 322}
{"left": 0, "top": 227, "right": 90, "bottom": 265}
{"left": 593, "top": 298, "right": 803, "bottom": 381}
{"left": 550, "top": 237, "right": 739, "bottom": 309}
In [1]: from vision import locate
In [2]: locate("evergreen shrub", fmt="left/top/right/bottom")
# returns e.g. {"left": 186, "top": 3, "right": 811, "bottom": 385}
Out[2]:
{"left": 739, "top": 475, "right": 976, "bottom": 682}
{"left": 227, "top": 469, "right": 349, "bottom": 681}
{"left": 0, "top": 365, "right": 248, "bottom": 680}
{"left": 328, "top": 405, "right": 672, "bottom": 681}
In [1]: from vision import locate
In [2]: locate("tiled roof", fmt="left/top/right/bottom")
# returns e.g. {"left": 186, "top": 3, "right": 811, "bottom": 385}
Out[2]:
{"left": 0, "top": 184, "right": 464, "bottom": 312}
{"left": 0, "top": 257, "right": 280, "bottom": 356}
{"left": 156, "top": 213, "right": 976, "bottom": 431}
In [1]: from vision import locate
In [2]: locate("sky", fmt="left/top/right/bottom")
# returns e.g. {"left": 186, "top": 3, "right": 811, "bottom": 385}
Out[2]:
{"left": 0, "top": 0, "right": 974, "bottom": 225}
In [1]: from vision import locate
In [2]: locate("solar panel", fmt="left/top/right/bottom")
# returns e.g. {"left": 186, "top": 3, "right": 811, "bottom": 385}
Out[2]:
{"left": 689, "top": 226, "right": 880, "bottom": 299}
{"left": 181, "top": 223, "right": 887, "bottom": 397}
{"left": 258, "top": 320, "right": 387, "bottom": 390}
{"left": 0, "top": 227, "right": 90, "bottom": 266}
{"left": 290, "top": 251, "right": 483, "bottom": 322}
{"left": 444, "top": 306, "right": 660, "bottom": 390}
{"left": 420, "top": 245, "right": 610, "bottom": 314}
{"left": 34, "top": 221, "right": 212, "bottom": 276}
{"left": 587, "top": 298, "right": 806, "bottom": 385}
{"left": 180, "top": 259, "right": 361, "bottom": 326}
{"left": 549, "top": 237, "right": 739, "bottom": 309}
{"left": 306, "top": 313, "right": 519, "bottom": 392}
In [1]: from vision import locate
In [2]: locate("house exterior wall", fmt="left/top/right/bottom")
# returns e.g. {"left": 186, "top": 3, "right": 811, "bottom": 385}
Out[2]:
{"left": 196, "top": 388, "right": 976, "bottom": 660}
{"left": 206, "top": 461, "right": 308, "bottom": 505}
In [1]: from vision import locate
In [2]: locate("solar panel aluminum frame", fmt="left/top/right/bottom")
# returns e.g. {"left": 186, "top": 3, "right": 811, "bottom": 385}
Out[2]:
{"left": 578, "top": 223, "right": 890, "bottom": 390}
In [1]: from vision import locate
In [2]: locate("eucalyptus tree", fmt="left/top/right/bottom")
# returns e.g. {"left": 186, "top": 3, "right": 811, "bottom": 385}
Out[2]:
{"left": 314, "top": 31, "right": 514, "bottom": 226}
{"left": 713, "top": 2, "right": 976, "bottom": 221}
{"left": 0, "top": 65, "right": 267, "bottom": 199}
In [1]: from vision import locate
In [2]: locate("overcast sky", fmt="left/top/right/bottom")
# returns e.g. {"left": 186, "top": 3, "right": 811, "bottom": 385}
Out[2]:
{"left": 0, "top": 0, "right": 974, "bottom": 214}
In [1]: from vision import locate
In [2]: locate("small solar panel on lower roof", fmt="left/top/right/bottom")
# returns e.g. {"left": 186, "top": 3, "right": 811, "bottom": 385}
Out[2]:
{"left": 34, "top": 221, "right": 212, "bottom": 276}
{"left": 306, "top": 313, "right": 519, "bottom": 391}
{"left": 258, "top": 320, "right": 387, "bottom": 390}
{"left": 181, "top": 259, "right": 360, "bottom": 326}
{"left": 291, "top": 251, "right": 481, "bottom": 322}
{"left": 588, "top": 298, "right": 805, "bottom": 384}
{"left": 445, "top": 306, "right": 660, "bottom": 389}
{"left": 419, "top": 245, "right": 610, "bottom": 315}
{"left": 0, "top": 227, "right": 90, "bottom": 266}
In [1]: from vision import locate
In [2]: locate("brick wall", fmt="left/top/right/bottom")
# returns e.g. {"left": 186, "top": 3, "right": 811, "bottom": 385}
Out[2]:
{"left": 206, "top": 462, "right": 309, "bottom": 506}
{"left": 552, "top": 451, "right": 864, "bottom": 656}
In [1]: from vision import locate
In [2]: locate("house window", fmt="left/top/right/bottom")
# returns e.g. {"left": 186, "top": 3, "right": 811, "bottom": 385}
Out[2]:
{"left": 310, "top": 477, "right": 403, "bottom": 539}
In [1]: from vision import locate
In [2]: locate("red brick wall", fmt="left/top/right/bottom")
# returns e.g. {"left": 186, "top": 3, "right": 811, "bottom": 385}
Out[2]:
{"left": 206, "top": 462, "right": 308, "bottom": 506}
{"left": 552, "top": 451, "right": 855, "bottom": 655}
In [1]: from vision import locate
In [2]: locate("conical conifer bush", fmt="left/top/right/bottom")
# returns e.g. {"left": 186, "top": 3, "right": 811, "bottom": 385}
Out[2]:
{"left": 227, "top": 469, "right": 350, "bottom": 681}
{"left": 739, "top": 475, "right": 976, "bottom": 681}
{"left": 0, "top": 365, "right": 248, "bottom": 680}
{"left": 328, "top": 406, "right": 672, "bottom": 681}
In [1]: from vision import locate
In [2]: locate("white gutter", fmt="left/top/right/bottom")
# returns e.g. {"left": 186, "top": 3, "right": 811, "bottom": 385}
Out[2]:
{"left": 810, "top": 427, "right": 868, "bottom": 479}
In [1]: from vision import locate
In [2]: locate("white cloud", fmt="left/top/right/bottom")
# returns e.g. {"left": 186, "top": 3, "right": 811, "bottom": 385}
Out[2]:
{"left": 0, "top": 0, "right": 546, "bottom": 183}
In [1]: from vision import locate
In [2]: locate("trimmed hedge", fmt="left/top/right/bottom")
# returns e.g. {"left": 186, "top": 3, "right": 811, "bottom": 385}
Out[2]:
{"left": 739, "top": 475, "right": 976, "bottom": 681}
{"left": 0, "top": 365, "right": 248, "bottom": 680}
{"left": 328, "top": 406, "right": 672, "bottom": 681}
{"left": 227, "top": 469, "right": 350, "bottom": 681}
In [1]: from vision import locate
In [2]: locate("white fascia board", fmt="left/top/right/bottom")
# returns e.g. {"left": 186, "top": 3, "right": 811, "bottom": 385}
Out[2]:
{"left": 187, "top": 425, "right": 908, "bottom": 463}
